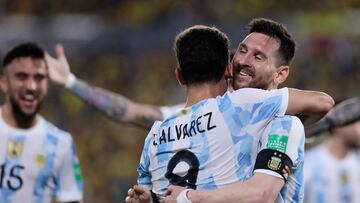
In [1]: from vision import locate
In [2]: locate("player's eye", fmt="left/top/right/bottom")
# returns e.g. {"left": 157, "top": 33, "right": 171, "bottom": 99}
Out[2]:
{"left": 254, "top": 53, "right": 265, "bottom": 61}
{"left": 34, "top": 74, "right": 45, "bottom": 82}
{"left": 15, "top": 72, "right": 28, "bottom": 80}
{"left": 238, "top": 46, "right": 247, "bottom": 54}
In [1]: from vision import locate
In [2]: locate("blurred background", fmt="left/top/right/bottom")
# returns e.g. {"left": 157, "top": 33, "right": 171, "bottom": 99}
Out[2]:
{"left": 0, "top": 0, "right": 359, "bottom": 202}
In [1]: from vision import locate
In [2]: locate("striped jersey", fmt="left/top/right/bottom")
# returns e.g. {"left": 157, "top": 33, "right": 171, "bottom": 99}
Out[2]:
{"left": 304, "top": 145, "right": 360, "bottom": 203}
{"left": 138, "top": 87, "right": 291, "bottom": 199}
{"left": 160, "top": 103, "right": 185, "bottom": 119}
{"left": 260, "top": 115, "right": 305, "bottom": 203}
{"left": 0, "top": 109, "right": 83, "bottom": 203}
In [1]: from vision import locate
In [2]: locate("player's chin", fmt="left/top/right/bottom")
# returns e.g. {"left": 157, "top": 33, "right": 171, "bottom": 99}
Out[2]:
{"left": 20, "top": 105, "right": 40, "bottom": 118}
{"left": 233, "top": 80, "right": 251, "bottom": 89}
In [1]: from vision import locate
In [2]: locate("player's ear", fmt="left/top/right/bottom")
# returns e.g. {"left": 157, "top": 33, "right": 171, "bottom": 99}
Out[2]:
{"left": 275, "top": 65, "right": 289, "bottom": 85}
{"left": 175, "top": 67, "right": 186, "bottom": 86}
{"left": 225, "top": 63, "right": 232, "bottom": 78}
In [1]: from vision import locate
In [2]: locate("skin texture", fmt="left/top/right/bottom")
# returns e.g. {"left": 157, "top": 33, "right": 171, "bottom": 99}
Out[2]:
{"left": 232, "top": 32, "right": 286, "bottom": 90}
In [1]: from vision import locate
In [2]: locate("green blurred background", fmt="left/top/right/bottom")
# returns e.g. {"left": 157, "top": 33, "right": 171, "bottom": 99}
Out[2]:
{"left": 0, "top": 0, "right": 359, "bottom": 202}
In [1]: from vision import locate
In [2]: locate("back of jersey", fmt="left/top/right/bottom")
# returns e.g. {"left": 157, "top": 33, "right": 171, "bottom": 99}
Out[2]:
{"left": 138, "top": 87, "right": 289, "bottom": 197}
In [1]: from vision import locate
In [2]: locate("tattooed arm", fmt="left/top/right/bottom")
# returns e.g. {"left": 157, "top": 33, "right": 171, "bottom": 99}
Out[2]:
{"left": 46, "top": 44, "right": 163, "bottom": 129}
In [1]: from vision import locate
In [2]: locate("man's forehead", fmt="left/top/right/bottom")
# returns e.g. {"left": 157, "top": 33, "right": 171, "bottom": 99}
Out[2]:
{"left": 8, "top": 57, "right": 46, "bottom": 70}
{"left": 241, "top": 32, "right": 280, "bottom": 52}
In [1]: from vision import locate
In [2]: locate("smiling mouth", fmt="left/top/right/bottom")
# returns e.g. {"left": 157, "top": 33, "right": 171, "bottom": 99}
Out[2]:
{"left": 238, "top": 69, "right": 254, "bottom": 77}
{"left": 20, "top": 94, "right": 37, "bottom": 107}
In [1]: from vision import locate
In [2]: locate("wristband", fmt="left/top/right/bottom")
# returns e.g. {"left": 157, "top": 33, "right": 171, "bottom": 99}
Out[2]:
{"left": 65, "top": 73, "right": 76, "bottom": 89}
{"left": 177, "top": 189, "right": 193, "bottom": 203}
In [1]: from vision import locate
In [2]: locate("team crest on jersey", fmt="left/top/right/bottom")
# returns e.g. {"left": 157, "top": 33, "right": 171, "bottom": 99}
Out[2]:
{"left": 7, "top": 141, "right": 23, "bottom": 158}
{"left": 268, "top": 156, "right": 281, "bottom": 171}
{"left": 35, "top": 154, "right": 46, "bottom": 167}
{"left": 340, "top": 172, "right": 349, "bottom": 184}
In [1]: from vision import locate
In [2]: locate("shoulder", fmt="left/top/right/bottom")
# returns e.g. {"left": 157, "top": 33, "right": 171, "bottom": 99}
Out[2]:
{"left": 41, "top": 119, "right": 74, "bottom": 146}
{"left": 268, "top": 115, "right": 305, "bottom": 137}
{"left": 160, "top": 103, "right": 185, "bottom": 119}
{"left": 227, "top": 87, "right": 288, "bottom": 106}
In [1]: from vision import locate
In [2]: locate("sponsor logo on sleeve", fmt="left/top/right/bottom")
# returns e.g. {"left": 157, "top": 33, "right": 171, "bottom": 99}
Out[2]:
{"left": 266, "top": 134, "right": 288, "bottom": 153}
{"left": 73, "top": 163, "right": 82, "bottom": 182}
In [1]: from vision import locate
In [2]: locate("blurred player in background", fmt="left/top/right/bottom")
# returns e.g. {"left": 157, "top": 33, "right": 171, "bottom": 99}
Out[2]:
{"left": 0, "top": 43, "right": 83, "bottom": 203}
{"left": 304, "top": 99, "right": 360, "bottom": 203}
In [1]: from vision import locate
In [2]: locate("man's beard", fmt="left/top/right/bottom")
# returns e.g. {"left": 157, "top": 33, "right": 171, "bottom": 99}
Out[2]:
{"left": 10, "top": 96, "right": 42, "bottom": 122}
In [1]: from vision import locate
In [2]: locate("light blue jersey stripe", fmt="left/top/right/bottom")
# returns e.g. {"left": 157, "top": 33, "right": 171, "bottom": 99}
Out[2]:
{"left": 190, "top": 100, "right": 215, "bottom": 189}
{"left": 33, "top": 133, "right": 58, "bottom": 203}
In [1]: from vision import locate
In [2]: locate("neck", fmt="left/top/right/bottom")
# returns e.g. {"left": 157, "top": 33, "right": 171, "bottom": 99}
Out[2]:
{"left": 2, "top": 103, "right": 38, "bottom": 129}
{"left": 327, "top": 135, "right": 350, "bottom": 160}
{"left": 185, "top": 82, "right": 226, "bottom": 107}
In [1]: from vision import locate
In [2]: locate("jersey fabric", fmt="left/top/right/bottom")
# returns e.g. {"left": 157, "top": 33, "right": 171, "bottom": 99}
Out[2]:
{"left": 138, "top": 87, "right": 289, "bottom": 198}
{"left": 160, "top": 103, "right": 185, "bottom": 119}
{"left": 304, "top": 145, "right": 360, "bottom": 203}
{"left": 0, "top": 109, "right": 83, "bottom": 203}
{"left": 259, "top": 115, "right": 305, "bottom": 203}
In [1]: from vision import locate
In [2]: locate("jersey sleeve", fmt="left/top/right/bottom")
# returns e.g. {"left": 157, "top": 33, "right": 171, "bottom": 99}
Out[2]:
{"left": 255, "top": 116, "right": 305, "bottom": 179}
{"left": 137, "top": 122, "right": 160, "bottom": 190}
{"left": 55, "top": 135, "right": 83, "bottom": 202}
{"left": 229, "top": 87, "right": 289, "bottom": 117}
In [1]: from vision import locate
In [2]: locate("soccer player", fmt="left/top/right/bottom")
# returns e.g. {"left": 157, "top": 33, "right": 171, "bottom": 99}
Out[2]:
{"left": 129, "top": 24, "right": 333, "bottom": 203}
{"left": 304, "top": 102, "right": 360, "bottom": 203}
{"left": 0, "top": 43, "right": 83, "bottom": 202}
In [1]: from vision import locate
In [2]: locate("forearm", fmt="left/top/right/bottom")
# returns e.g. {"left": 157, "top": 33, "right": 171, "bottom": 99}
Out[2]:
{"left": 68, "top": 78, "right": 163, "bottom": 129}
{"left": 287, "top": 88, "right": 334, "bottom": 119}
{"left": 188, "top": 174, "right": 281, "bottom": 203}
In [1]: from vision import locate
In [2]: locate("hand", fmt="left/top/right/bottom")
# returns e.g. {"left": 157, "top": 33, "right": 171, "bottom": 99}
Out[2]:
{"left": 125, "top": 185, "right": 152, "bottom": 203}
{"left": 163, "top": 185, "right": 186, "bottom": 203}
{"left": 45, "top": 44, "right": 72, "bottom": 86}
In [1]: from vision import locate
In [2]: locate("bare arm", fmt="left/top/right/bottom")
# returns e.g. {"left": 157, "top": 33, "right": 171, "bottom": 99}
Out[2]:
{"left": 287, "top": 88, "right": 334, "bottom": 125}
{"left": 165, "top": 173, "right": 283, "bottom": 203}
{"left": 46, "top": 44, "right": 163, "bottom": 129}
{"left": 69, "top": 79, "right": 163, "bottom": 129}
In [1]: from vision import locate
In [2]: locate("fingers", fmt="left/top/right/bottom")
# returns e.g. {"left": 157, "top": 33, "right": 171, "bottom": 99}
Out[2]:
{"left": 125, "top": 196, "right": 132, "bottom": 203}
{"left": 167, "top": 185, "right": 175, "bottom": 194}
{"left": 125, "top": 188, "right": 135, "bottom": 203}
{"left": 133, "top": 185, "right": 146, "bottom": 194}
{"left": 128, "top": 188, "right": 135, "bottom": 197}
{"left": 55, "top": 44, "right": 65, "bottom": 57}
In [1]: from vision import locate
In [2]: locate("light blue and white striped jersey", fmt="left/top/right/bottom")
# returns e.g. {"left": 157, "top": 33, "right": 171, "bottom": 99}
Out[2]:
{"left": 260, "top": 115, "right": 305, "bottom": 203}
{"left": 160, "top": 103, "right": 185, "bottom": 119}
{"left": 138, "top": 87, "right": 290, "bottom": 199}
{"left": 0, "top": 110, "right": 83, "bottom": 203}
{"left": 304, "top": 145, "right": 360, "bottom": 203}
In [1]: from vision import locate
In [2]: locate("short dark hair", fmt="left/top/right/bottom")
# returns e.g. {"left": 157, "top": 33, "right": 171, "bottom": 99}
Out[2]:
{"left": 174, "top": 25, "right": 230, "bottom": 85}
{"left": 2, "top": 42, "right": 44, "bottom": 71}
{"left": 248, "top": 18, "right": 296, "bottom": 66}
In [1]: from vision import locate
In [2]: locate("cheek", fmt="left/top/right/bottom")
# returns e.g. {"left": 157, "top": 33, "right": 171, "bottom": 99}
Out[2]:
{"left": 40, "top": 82, "right": 49, "bottom": 95}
